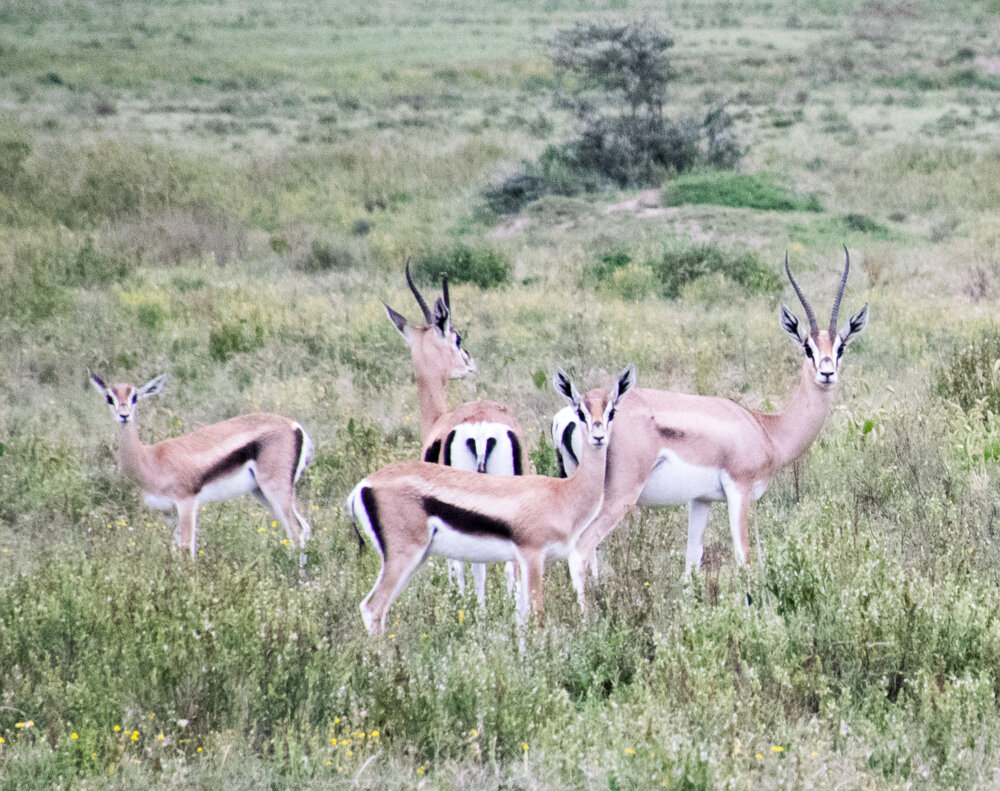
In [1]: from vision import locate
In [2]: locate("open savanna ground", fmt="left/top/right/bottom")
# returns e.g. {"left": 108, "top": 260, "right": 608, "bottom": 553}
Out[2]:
{"left": 2, "top": 0, "right": 1000, "bottom": 788}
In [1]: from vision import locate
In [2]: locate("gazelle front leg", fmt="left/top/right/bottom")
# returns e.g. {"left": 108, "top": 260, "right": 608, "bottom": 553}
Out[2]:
{"left": 684, "top": 498, "right": 712, "bottom": 575}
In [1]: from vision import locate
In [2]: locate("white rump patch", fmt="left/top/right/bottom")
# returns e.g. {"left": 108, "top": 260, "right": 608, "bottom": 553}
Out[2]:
{"left": 447, "top": 422, "right": 518, "bottom": 476}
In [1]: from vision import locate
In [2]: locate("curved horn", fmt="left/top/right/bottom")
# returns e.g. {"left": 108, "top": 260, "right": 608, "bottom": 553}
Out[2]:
{"left": 829, "top": 245, "right": 850, "bottom": 335}
{"left": 785, "top": 252, "right": 818, "bottom": 335}
{"left": 405, "top": 259, "right": 432, "bottom": 324}
{"left": 441, "top": 273, "right": 450, "bottom": 312}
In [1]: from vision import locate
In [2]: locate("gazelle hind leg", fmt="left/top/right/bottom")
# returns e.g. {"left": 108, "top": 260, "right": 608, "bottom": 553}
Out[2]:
{"left": 360, "top": 549, "right": 428, "bottom": 635}
{"left": 175, "top": 499, "right": 198, "bottom": 557}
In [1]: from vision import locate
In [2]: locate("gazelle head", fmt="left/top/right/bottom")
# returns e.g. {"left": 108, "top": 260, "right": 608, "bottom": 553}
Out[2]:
{"left": 553, "top": 364, "right": 636, "bottom": 449}
{"left": 384, "top": 261, "right": 476, "bottom": 382}
{"left": 90, "top": 373, "right": 166, "bottom": 426}
{"left": 780, "top": 248, "right": 869, "bottom": 389}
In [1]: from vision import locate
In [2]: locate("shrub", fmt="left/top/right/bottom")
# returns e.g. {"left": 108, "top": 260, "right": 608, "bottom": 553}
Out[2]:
{"left": 296, "top": 237, "right": 366, "bottom": 273}
{"left": 936, "top": 329, "right": 1000, "bottom": 416}
{"left": 209, "top": 319, "right": 266, "bottom": 362}
{"left": 412, "top": 244, "right": 510, "bottom": 289}
{"left": 662, "top": 172, "right": 823, "bottom": 212}
{"left": 842, "top": 212, "right": 889, "bottom": 237}
{"left": 655, "top": 244, "right": 781, "bottom": 299}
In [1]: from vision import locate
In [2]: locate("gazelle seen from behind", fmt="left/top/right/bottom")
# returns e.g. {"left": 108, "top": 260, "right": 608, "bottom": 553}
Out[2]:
{"left": 385, "top": 264, "right": 526, "bottom": 606}
{"left": 555, "top": 249, "right": 869, "bottom": 610}
{"left": 90, "top": 373, "right": 313, "bottom": 558}
{"left": 348, "top": 364, "right": 636, "bottom": 634}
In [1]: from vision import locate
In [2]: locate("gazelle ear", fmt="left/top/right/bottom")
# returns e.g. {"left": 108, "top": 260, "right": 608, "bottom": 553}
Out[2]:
{"left": 612, "top": 363, "right": 637, "bottom": 402}
{"left": 554, "top": 367, "right": 582, "bottom": 406}
{"left": 779, "top": 304, "right": 806, "bottom": 348}
{"left": 838, "top": 304, "right": 869, "bottom": 346}
{"left": 432, "top": 297, "right": 450, "bottom": 336}
{"left": 137, "top": 374, "right": 166, "bottom": 400}
{"left": 89, "top": 372, "right": 107, "bottom": 394}
{"left": 384, "top": 303, "right": 414, "bottom": 345}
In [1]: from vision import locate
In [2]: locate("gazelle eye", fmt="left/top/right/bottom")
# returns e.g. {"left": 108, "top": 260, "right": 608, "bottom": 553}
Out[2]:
{"left": 608, "top": 407, "right": 616, "bottom": 421}
{"left": 804, "top": 345, "right": 814, "bottom": 360}
{"left": 106, "top": 395, "right": 114, "bottom": 405}
{"left": 576, "top": 408, "right": 587, "bottom": 423}
{"left": 836, "top": 344, "right": 845, "bottom": 359}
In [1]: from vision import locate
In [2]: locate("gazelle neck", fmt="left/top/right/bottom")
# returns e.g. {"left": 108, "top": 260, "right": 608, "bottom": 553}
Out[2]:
{"left": 115, "top": 419, "right": 152, "bottom": 486}
{"left": 561, "top": 437, "right": 609, "bottom": 530}
{"left": 414, "top": 364, "right": 449, "bottom": 440}
{"left": 757, "top": 359, "right": 838, "bottom": 469}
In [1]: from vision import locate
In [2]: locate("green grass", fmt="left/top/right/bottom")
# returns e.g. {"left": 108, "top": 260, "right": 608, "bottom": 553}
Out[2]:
{"left": 3, "top": 0, "right": 1000, "bottom": 788}
{"left": 662, "top": 171, "right": 824, "bottom": 212}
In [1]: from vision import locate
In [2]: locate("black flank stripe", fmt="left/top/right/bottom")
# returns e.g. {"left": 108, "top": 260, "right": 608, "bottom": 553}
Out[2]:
{"left": 197, "top": 440, "right": 260, "bottom": 492}
{"left": 442, "top": 430, "right": 457, "bottom": 466}
{"left": 291, "top": 427, "right": 304, "bottom": 485}
{"left": 424, "top": 439, "right": 442, "bottom": 464}
{"left": 423, "top": 496, "right": 513, "bottom": 540}
{"left": 360, "top": 487, "right": 386, "bottom": 560}
{"left": 507, "top": 431, "right": 523, "bottom": 476}
{"left": 658, "top": 426, "right": 685, "bottom": 440}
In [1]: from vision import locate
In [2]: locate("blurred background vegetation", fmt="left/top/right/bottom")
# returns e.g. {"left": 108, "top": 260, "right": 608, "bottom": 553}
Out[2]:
{"left": 2, "top": 0, "right": 1000, "bottom": 788}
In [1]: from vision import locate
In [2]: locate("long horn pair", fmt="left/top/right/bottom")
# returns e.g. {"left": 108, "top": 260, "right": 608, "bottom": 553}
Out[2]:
{"left": 405, "top": 259, "right": 450, "bottom": 323}
{"left": 784, "top": 247, "right": 850, "bottom": 336}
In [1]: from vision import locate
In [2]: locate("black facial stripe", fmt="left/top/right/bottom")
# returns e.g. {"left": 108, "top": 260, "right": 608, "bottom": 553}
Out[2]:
{"left": 196, "top": 440, "right": 260, "bottom": 492}
{"left": 658, "top": 426, "right": 684, "bottom": 440}
{"left": 507, "top": 431, "right": 523, "bottom": 476}
{"left": 424, "top": 439, "right": 442, "bottom": 464}
{"left": 360, "top": 486, "right": 386, "bottom": 560}
{"left": 423, "top": 496, "right": 513, "bottom": 540}
{"left": 443, "top": 430, "right": 457, "bottom": 466}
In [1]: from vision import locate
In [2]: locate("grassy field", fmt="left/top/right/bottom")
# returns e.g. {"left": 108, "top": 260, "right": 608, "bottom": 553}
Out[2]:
{"left": 2, "top": 0, "right": 1000, "bottom": 788}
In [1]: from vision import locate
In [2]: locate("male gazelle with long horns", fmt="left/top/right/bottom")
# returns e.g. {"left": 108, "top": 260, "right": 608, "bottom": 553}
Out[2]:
{"left": 554, "top": 249, "right": 869, "bottom": 610}
{"left": 385, "top": 263, "right": 526, "bottom": 607}
{"left": 90, "top": 373, "right": 313, "bottom": 557}
{"left": 349, "top": 365, "right": 636, "bottom": 634}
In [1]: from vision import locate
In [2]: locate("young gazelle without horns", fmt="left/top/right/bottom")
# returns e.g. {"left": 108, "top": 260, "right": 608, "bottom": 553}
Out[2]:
{"left": 90, "top": 373, "right": 313, "bottom": 557}
{"left": 385, "top": 264, "right": 526, "bottom": 606}
{"left": 554, "top": 250, "right": 869, "bottom": 609}
{"left": 348, "top": 364, "right": 636, "bottom": 634}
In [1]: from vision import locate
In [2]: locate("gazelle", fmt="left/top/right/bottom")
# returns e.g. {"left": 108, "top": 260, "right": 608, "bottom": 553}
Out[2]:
{"left": 90, "top": 373, "right": 313, "bottom": 557}
{"left": 348, "top": 364, "right": 636, "bottom": 634}
{"left": 385, "top": 264, "right": 526, "bottom": 606}
{"left": 555, "top": 250, "right": 869, "bottom": 609}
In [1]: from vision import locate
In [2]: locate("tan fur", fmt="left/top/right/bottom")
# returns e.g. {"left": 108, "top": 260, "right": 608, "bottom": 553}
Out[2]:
{"left": 351, "top": 368, "right": 634, "bottom": 634}
{"left": 93, "top": 377, "right": 312, "bottom": 557}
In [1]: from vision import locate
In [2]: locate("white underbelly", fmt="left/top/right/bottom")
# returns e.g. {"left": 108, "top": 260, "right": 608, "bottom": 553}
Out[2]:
{"left": 637, "top": 450, "right": 726, "bottom": 505}
{"left": 144, "top": 493, "right": 174, "bottom": 511}
{"left": 427, "top": 518, "right": 518, "bottom": 563}
{"left": 199, "top": 466, "right": 258, "bottom": 503}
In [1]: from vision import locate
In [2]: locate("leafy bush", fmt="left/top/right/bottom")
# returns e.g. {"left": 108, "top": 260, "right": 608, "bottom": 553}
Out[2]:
{"left": 936, "top": 329, "right": 1000, "bottom": 416}
{"left": 296, "top": 236, "right": 366, "bottom": 273}
{"left": 209, "top": 319, "right": 266, "bottom": 362}
{"left": 842, "top": 212, "right": 889, "bottom": 237}
{"left": 590, "top": 244, "right": 780, "bottom": 300}
{"left": 662, "top": 172, "right": 823, "bottom": 212}
{"left": 412, "top": 243, "right": 510, "bottom": 289}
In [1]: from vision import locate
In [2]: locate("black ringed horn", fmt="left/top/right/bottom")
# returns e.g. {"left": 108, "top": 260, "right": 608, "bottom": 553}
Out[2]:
{"left": 441, "top": 272, "right": 450, "bottom": 312}
{"left": 785, "top": 251, "right": 818, "bottom": 335}
{"left": 405, "top": 258, "right": 432, "bottom": 323}
{"left": 829, "top": 245, "right": 850, "bottom": 335}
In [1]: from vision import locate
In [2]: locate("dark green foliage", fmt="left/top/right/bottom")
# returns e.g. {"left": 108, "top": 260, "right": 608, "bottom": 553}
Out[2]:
{"left": 662, "top": 172, "right": 823, "bottom": 212}
{"left": 842, "top": 212, "right": 889, "bottom": 236}
{"left": 208, "top": 319, "right": 266, "bottom": 362}
{"left": 936, "top": 329, "right": 1000, "bottom": 417}
{"left": 529, "top": 434, "right": 558, "bottom": 477}
{"left": 0, "top": 135, "right": 31, "bottom": 191}
{"left": 297, "top": 237, "right": 362, "bottom": 272}
{"left": 412, "top": 244, "right": 510, "bottom": 289}
{"left": 589, "top": 244, "right": 780, "bottom": 300}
